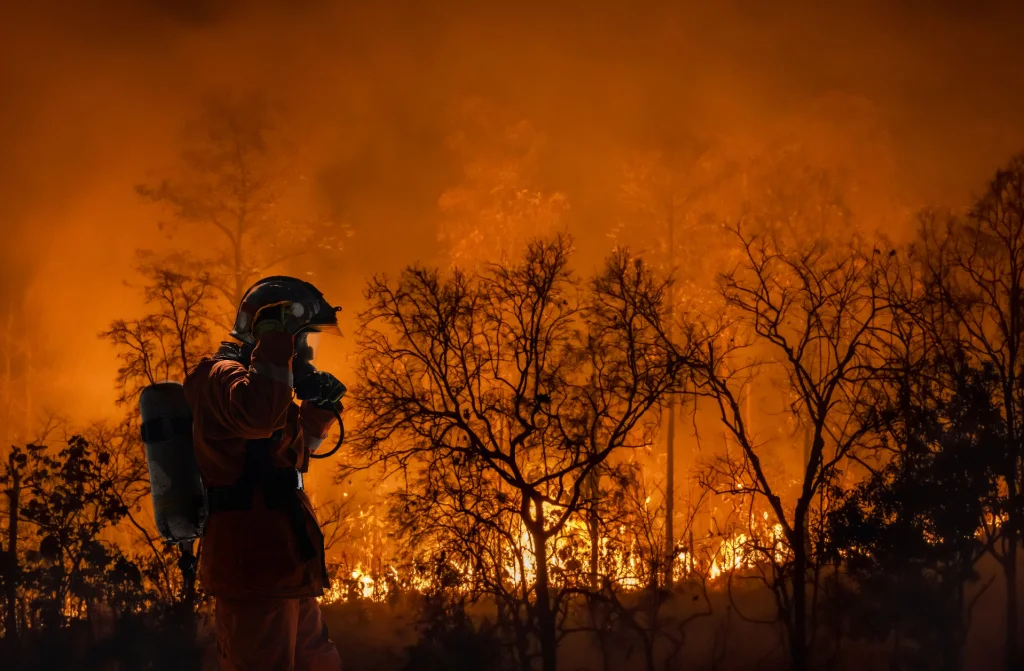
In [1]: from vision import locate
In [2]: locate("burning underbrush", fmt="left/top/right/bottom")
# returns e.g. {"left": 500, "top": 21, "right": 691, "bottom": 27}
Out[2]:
{"left": 318, "top": 488, "right": 791, "bottom": 606}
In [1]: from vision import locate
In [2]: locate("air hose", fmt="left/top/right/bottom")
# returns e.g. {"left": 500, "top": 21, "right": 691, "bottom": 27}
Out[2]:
{"left": 295, "top": 371, "right": 346, "bottom": 460}
{"left": 309, "top": 404, "right": 344, "bottom": 460}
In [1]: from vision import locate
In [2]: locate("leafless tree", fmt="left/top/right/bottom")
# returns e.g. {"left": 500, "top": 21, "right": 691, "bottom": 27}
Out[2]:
{"left": 137, "top": 93, "right": 348, "bottom": 313}
{"left": 101, "top": 268, "right": 213, "bottom": 404}
{"left": 351, "top": 235, "right": 705, "bottom": 671}
{"left": 99, "top": 266, "right": 216, "bottom": 611}
{"left": 613, "top": 140, "right": 736, "bottom": 589}
{"left": 694, "top": 225, "right": 893, "bottom": 671}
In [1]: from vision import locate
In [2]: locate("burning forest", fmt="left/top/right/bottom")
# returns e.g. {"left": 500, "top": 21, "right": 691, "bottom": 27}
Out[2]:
{"left": 2, "top": 1, "right": 1024, "bottom": 670}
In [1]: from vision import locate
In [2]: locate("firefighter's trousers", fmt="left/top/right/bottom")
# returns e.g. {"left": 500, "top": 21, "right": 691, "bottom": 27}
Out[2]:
{"left": 215, "top": 595, "right": 342, "bottom": 671}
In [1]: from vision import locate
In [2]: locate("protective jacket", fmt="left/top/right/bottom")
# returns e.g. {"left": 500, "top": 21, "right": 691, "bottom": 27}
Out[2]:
{"left": 183, "top": 330, "right": 337, "bottom": 599}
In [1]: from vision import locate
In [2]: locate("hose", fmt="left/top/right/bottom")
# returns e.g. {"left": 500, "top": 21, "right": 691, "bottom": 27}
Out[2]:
{"left": 308, "top": 403, "right": 344, "bottom": 460}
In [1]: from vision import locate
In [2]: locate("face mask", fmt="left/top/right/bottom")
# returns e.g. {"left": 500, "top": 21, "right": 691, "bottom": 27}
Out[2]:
{"left": 293, "top": 332, "right": 320, "bottom": 380}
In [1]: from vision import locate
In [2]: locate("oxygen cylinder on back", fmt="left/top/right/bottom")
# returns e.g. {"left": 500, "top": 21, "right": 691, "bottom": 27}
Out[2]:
{"left": 139, "top": 382, "right": 208, "bottom": 542}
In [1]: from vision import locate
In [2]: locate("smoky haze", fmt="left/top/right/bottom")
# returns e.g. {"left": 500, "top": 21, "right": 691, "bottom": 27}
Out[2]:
{"left": 1, "top": 0, "right": 1022, "bottom": 425}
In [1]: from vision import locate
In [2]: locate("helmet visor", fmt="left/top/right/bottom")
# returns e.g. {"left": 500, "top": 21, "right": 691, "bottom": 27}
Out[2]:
{"left": 307, "top": 301, "right": 342, "bottom": 337}
{"left": 307, "top": 322, "right": 342, "bottom": 337}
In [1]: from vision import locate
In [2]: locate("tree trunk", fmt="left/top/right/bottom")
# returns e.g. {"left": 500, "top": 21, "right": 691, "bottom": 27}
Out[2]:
{"left": 588, "top": 469, "right": 600, "bottom": 591}
{"left": 790, "top": 518, "right": 808, "bottom": 671}
{"left": 3, "top": 459, "right": 20, "bottom": 644}
{"left": 664, "top": 195, "right": 677, "bottom": 590}
{"left": 664, "top": 400, "right": 676, "bottom": 588}
{"left": 642, "top": 630, "right": 656, "bottom": 671}
{"left": 585, "top": 363, "right": 601, "bottom": 591}
{"left": 531, "top": 523, "right": 558, "bottom": 671}
{"left": 1006, "top": 538, "right": 1019, "bottom": 671}
{"left": 1003, "top": 376, "right": 1019, "bottom": 671}
{"left": 1005, "top": 261, "right": 1021, "bottom": 671}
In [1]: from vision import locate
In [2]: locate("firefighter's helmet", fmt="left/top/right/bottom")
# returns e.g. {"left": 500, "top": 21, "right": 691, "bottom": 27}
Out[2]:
{"left": 230, "top": 276, "right": 341, "bottom": 345}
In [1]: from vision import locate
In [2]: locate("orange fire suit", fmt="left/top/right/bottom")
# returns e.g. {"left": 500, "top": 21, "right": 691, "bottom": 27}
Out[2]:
{"left": 183, "top": 330, "right": 343, "bottom": 671}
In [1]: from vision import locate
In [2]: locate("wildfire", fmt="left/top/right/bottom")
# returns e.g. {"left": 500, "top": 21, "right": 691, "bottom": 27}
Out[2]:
{"left": 318, "top": 565, "right": 380, "bottom": 604}
{"left": 319, "top": 507, "right": 791, "bottom": 604}
{"left": 317, "top": 490, "right": 998, "bottom": 607}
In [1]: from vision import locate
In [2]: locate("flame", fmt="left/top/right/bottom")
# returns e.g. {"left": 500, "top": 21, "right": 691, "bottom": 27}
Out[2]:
{"left": 319, "top": 500, "right": 793, "bottom": 603}
{"left": 318, "top": 564, "right": 388, "bottom": 605}
{"left": 319, "top": 488, "right": 995, "bottom": 605}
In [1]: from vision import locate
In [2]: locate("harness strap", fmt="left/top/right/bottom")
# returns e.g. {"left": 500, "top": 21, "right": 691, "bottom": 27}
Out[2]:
{"left": 206, "top": 431, "right": 318, "bottom": 562}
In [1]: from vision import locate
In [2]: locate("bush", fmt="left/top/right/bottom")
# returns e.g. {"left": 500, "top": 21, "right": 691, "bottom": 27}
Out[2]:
{"left": 400, "top": 594, "right": 507, "bottom": 671}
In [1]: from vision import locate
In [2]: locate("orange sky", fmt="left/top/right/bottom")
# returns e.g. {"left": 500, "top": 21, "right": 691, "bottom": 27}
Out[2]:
{"left": 1, "top": 0, "right": 1023, "bottom": 428}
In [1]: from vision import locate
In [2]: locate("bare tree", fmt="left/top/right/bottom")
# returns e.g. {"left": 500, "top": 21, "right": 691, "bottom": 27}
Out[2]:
{"left": 102, "top": 268, "right": 213, "bottom": 404}
{"left": 351, "top": 235, "right": 703, "bottom": 671}
{"left": 137, "top": 93, "right": 348, "bottom": 312}
{"left": 99, "top": 266, "right": 216, "bottom": 616}
{"left": 613, "top": 140, "right": 738, "bottom": 588}
{"left": 694, "top": 225, "right": 891, "bottom": 671}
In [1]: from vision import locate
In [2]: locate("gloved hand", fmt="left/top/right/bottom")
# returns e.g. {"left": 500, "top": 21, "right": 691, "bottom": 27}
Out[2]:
{"left": 252, "top": 301, "right": 305, "bottom": 338}
{"left": 318, "top": 372, "right": 347, "bottom": 406}
{"left": 295, "top": 371, "right": 347, "bottom": 406}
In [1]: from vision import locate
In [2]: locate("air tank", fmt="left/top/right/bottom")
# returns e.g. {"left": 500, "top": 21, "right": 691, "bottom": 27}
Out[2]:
{"left": 139, "top": 382, "right": 208, "bottom": 542}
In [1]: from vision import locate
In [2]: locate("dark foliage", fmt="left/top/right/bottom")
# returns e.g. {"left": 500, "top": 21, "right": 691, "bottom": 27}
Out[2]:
{"left": 826, "top": 357, "right": 1004, "bottom": 670}
{"left": 400, "top": 589, "right": 508, "bottom": 671}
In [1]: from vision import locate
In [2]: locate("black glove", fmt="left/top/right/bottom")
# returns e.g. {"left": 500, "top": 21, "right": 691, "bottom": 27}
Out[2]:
{"left": 295, "top": 371, "right": 347, "bottom": 406}
{"left": 319, "top": 373, "right": 347, "bottom": 406}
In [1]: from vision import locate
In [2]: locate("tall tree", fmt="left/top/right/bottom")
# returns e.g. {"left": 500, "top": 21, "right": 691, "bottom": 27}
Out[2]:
{"left": 915, "top": 153, "right": 1024, "bottom": 671}
{"left": 137, "top": 93, "right": 347, "bottom": 313}
{"left": 352, "top": 235, "right": 702, "bottom": 671}
{"left": 102, "top": 267, "right": 213, "bottom": 403}
{"left": 100, "top": 266, "right": 216, "bottom": 619}
{"left": 613, "top": 140, "right": 736, "bottom": 587}
{"left": 695, "top": 226, "right": 892, "bottom": 671}
{"left": 16, "top": 436, "right": 131, "bottom": 630}
{"left": 828, "top": 349, "right": 1003, "bottom": 671}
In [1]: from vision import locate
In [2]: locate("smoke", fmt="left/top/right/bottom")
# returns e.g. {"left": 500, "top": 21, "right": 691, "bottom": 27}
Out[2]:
{"left": 1, "top": 0, "right": 1022, "bottom": 424}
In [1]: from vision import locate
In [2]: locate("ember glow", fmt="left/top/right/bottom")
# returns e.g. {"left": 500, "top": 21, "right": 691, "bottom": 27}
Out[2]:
{"left": 319, "top": 495, "right": 793, "bottom": 605}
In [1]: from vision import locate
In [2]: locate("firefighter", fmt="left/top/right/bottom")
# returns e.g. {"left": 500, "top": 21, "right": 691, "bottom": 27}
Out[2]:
{"left": 183, "top": 276, "right": 346, "bottom": 671}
